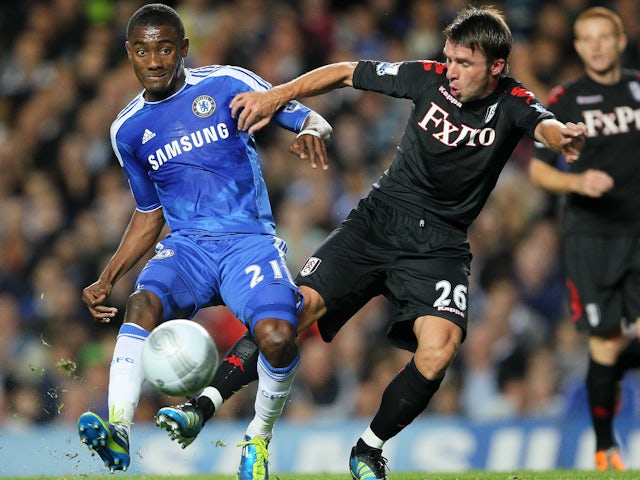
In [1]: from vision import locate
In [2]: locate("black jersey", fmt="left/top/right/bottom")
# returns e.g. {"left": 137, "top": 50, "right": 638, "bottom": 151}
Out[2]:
{"left": 352, "top": 60, "right": 554, "bottom": 230}
{"left": 534, "top": 70, "right": 640, "bottom": 235}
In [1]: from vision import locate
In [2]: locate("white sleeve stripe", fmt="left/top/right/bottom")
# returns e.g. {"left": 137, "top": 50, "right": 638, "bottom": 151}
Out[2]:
{"left": 116, "top": 92, "right": 144, "bottom": 118}
{"left": 187, "top": 66, "right": 272, "bottom": 91}
{"left": 110, "top": 97, "right": 145, "bottom": 167}
{"left": 136, "top": 205, "right": 162, "bottom": 213}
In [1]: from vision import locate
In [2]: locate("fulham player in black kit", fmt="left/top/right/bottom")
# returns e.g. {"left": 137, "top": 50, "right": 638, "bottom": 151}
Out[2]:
{"left": 158, "top": 6, "right": 586, "bottom": 479}
{"left": 530, "top": 7, "right": 640, "bottom": 471}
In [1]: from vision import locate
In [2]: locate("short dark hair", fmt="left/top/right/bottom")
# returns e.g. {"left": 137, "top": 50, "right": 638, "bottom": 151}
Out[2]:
{"left": 126, "top": 3, "right": 185, "bottom": 41}
{"left": 443, "top": 6, "right": 512, "bottom": 72}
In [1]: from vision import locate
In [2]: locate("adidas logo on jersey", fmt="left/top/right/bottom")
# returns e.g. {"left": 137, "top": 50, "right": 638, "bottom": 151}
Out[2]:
{"left": 142, "top": 129, "right": 156, "bottom": 144}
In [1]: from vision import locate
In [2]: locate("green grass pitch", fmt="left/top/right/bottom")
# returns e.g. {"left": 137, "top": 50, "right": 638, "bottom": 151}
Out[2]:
{"left": 1, "top": 472, "right": 637, "bottom": 480}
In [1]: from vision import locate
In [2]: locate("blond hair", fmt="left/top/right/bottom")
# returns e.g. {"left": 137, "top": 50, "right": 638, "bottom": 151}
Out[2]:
{"left": 574, "top": 7, "right": 624, "bottom": 37}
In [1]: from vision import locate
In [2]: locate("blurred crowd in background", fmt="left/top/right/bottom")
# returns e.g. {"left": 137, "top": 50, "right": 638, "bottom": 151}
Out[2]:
{"left": 2, "top": 0, "right": 640, "bottom": 429}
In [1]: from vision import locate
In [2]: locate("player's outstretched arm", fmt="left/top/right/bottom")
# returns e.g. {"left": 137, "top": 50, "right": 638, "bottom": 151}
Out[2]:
{"left": 82, "top": 208, "right": 166, "bottom": 323}
{"left": 534, "top": 119, "right": 587, "bottom": 163}
{"left": 529, "top": 158, "right": 614, "bottom": 197}
{"left": 230, "top": 62, "right": 358, "bottom": 134}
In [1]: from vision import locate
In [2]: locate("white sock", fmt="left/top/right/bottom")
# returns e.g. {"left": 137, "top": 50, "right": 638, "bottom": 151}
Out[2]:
{"left": 361, "top": 427, "right": 385, "bottom": 449}
{"left": 108, "top": 323, "right": 149, "bottom": 424}
{"left": 199, "top": 386, "right": 224, "bottom": 410}
{"left": 245, "top": 351, "right": 299, "bottom": 440}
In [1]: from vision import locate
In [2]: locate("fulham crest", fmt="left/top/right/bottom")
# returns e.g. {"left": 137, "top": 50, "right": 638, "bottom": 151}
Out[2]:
{"left": 300, "top": 257, "right": 321, "bottom": 277}
{"left": 485, "top": 102, "right": 498, "bottom": 123}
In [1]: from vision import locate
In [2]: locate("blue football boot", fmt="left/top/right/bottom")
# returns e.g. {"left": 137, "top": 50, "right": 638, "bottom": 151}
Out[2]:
{"left": 78, "top": 411, "right": 130, "bottom": 473}
{"left": 349, "top": 445, "right": 388, "bottom": 480}
{"left": 156, "top": 400, "right": 204, "bottom": 448}
{"left": 236, "top": 435, "right": 270, "bottom": 480}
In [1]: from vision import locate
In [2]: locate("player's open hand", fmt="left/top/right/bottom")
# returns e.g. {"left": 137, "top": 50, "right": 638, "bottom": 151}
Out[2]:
{"left": 559, "top": 121, "right": 587, "bottom": 163}
{"left": 289, "top": 133, "right": 330, "bottom": 170}
{"left": 82, "top": 280, "right": 118, "bottom": 323}
{"left": 230, "top": 90, "right": 282, "bottom": 134}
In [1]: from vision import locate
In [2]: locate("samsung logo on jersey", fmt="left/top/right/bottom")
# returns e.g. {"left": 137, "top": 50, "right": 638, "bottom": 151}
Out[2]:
{"left": 147, "top": 123, "right": 230, "bottom": 170}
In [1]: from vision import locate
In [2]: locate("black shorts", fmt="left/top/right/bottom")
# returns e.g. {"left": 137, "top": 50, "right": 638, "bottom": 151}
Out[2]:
{"left": 296, "top": 195, "right": 471, "bottom": 352}
{"left": 564, "top": 234, "right": 640, "bottom": 335}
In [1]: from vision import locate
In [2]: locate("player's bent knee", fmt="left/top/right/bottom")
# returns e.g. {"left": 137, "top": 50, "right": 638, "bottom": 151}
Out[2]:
{"left": 254, "top": 318, "right": 298, "bottom": 367}
{"left": 414, "top": 342, "right": 459, "bottom": 380}
{"left": 244, "top": 283, "right": 300, "bottom": 366}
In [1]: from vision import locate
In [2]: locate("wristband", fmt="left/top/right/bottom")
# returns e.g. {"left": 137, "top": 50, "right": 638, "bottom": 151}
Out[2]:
{"left": 296, "top": 129, "right": 322, "bottom": 139}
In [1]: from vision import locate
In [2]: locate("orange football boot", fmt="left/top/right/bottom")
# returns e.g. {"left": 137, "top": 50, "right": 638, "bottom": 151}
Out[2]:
{"left": 594, "top": 447, "right": 625, "bottom": 471}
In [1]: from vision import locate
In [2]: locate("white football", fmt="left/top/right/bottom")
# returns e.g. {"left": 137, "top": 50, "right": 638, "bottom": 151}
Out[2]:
{"left": 142, "top": 319, "right": 219, "bottom": 397}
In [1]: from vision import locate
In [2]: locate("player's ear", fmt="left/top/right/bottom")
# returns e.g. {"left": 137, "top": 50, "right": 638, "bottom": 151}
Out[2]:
{"left": 125, "top": 41, "right": 133, "bottom": 62}
{"left": 181, "top": 37, "right": 189, "bottom": 59}
{"left": 617, "top": 32, "right": 628, "bottom": 53}
{"left": 490, "top": 58, "right": 506, "bottom": 76}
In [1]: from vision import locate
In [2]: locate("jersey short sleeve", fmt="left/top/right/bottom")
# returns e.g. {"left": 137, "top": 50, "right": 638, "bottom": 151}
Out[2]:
{"left": 501, "top": 79, "right": 555, "bottom": 140}
{"left": 533, "top": 84, "right": 569, "bottom": 165}
{"left": 202, "top": 65, "right": 312, "bottom": 133}
{"left": 352, "top": 60, "right": 446, "bottom": 100}
{"left": 111, "top": 97, "right": 162, "bottom": 212}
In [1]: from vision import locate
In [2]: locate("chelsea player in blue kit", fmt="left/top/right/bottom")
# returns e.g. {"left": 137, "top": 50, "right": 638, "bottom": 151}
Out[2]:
{"left": 76, "top": 4, "right": 331, "bottom": 479}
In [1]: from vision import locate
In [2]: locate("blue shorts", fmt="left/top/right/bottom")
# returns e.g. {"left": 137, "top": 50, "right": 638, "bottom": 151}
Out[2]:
{"left": 135, "top": 233, "right": 302, "bottom": 331}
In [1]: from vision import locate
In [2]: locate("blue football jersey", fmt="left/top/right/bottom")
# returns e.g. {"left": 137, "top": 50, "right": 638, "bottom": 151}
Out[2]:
{"left": 110, "top": 65, "right": 312, "bottom": 236}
